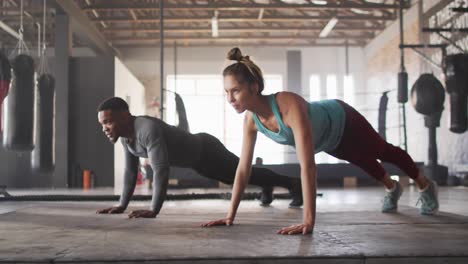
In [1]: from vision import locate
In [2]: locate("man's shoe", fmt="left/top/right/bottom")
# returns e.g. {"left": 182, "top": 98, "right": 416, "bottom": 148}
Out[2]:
{"left": 260, "top": 186, "right": 274, "bottom": 206}
{"left": 288, "top": 178, "right": 303, "bottom": 208}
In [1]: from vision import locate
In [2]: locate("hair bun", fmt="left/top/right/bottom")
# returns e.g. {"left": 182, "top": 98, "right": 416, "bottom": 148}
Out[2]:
{"left": 227, "top": 47, "right": 243, "bottom": 62}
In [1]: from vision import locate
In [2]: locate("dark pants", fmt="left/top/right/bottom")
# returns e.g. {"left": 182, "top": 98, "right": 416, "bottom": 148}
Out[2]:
{"left": 327, "top": 100, "right": 420, "bottom": 181}
{"left": 193, "top": 133, "right": 293, "bottom": 188}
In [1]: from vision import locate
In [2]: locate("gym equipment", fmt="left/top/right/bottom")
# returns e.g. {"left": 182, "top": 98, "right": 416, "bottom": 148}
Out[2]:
{"left": 410, "top": 73, "right": 448, "bottom": 185}
{"left": 397, "top": 71, "right": 408, "bottom": 103}
{"left": 378, "top": 91, "right": 389, "bottom": 140}
{"left": 410, "top": 73, "right": 445, "bottom": 116}
{"left": 31, "top": 0, "right": 55, "bottom": 172}
{"left": 0, "top": 51, "right": 11, "bottom": 133}
{"left": 31, "top": 74, "right": 55, "bottom": 172}
{"left": 444, "top": 53, "right": 468, "bottom": 133}
{"left": 3, "top": 0, "right": 35, "bottom": 151}
{"left": 397, "top": 0, "right": 408, "bottom": 151}
{"left": 3, "top": 54, "right": 35, "bottom": 151}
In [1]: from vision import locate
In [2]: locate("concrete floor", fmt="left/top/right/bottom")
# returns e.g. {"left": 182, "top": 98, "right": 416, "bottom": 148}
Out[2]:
{"left": 1, "top": 186, "right": 468, "bottom": 263}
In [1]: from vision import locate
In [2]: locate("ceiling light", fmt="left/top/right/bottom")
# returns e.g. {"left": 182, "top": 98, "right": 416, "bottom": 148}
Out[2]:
{"left": 319, "top": 17, "right": 338, "bottom": 38}
{"left": 364, "top": 0, "right": 384, "bottom": 3}
{"left": 281, "top": 0, "right": 309, "bottom": 4}
{"left": 212, "top": 10, "right": 219, "bottom": 38}
{"left": 351, "top": 8, "right": 371, "bottom": 15}
{"left": 311, "top": 0, "right": 328, "bottom": 5}
{"left": 0, "top": 20, "right": 20, "bottom": 40}
{"left": 258, "top": 8, "right": 264, "bottom": 20}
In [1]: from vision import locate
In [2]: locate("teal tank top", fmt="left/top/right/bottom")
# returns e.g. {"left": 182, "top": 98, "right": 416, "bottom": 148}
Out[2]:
{"left": 252, "top": 94, "right": 346, "bottom": 153}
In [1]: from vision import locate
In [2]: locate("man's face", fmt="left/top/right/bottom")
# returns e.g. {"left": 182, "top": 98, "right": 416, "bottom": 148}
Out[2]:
{"left": 98, "top": 110, "right": 121, "bottom": 144}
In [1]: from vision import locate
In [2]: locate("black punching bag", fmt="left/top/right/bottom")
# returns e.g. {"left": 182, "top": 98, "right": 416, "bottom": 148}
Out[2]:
{"left": 32, "top": 74, "right": 55, "bottom": 172}
{"left": 2, "top": 54, "right": 35, "bottom": 151}
{"left": 378, "top": 91, "right": 389, "bottom": 140}
{"left": 410, "top": 74, "right": 445, "bottom": 116}
{"left": 398, "top": 71, "right": 408, "bottom": 103}
{"left": 0, "top": 51, "right": 11, "bottom": 133}
{"left": 444, "top": 54, "right": 468, "bottom": 134}
{"left": 410, "top": 73, "right": 448, "bottom": 185}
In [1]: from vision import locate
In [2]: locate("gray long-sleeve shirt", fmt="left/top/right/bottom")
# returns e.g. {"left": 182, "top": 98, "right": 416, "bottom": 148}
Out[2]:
{"left": 118, "top": 116, "right": 202, "bottom": 214}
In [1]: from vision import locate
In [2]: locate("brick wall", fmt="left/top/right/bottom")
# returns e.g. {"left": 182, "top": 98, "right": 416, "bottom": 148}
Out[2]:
{"left": 364, "top": 2, "right": 467, "bottom": 178}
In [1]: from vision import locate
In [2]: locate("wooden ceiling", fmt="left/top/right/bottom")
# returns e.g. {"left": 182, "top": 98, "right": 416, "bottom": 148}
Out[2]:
{"left": 79, "top": 0, "right": 407, "bottom": 47}
{"left": 0, "top": 0, "right": 410, "bottom": 51}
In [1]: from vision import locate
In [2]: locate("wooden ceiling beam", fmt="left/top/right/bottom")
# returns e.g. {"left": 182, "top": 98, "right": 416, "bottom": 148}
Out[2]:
{"left": 81, "top": 2, "right": 406, "bottom": 12}
{"left": 101, "top": 25, "right": 384, "bottom": 33}
{"left": 109, "top": 35, "right": 373, "bottom": 42}
{"left": 91, "top": 14, "right": 395, "bottom": 23}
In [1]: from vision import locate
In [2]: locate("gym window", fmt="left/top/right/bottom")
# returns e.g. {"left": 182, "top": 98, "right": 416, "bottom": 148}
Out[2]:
{"left": 309, "top": 74, "right": 356, "bottom": 164}
{"left": 166, "top": 74, "right": 286, "bottom": 165}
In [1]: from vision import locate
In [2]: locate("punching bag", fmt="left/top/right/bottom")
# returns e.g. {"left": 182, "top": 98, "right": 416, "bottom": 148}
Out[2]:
{"left": 175, "top": 92, "right": 190, "bottom": 132}
{"left": 31, "top": 74, "right": 55, "bottom": 172}
{"left": 3, "top": 54, "right": 35, "bottom": 151}
{"left": 0, "top": 51, "right": 11, "bottom": 133}
{"left": 378, "top": 91, "right": 389, "bottom": 140}
{"left": 444, "top": 54, "right": 468, "bottom": 133}
{"left": 410, "top": 73, "right": 448, "bottom": 185}
{"left": 410, "top": 74, "right": 445, "bottom": 116}
{"left": 398, "top": 71, "right": 408, "bottom": 103}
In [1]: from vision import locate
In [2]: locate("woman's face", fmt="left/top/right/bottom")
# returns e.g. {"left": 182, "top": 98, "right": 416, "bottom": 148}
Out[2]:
{"left": 224, "top": 74, "right": 257, "bottom": 113}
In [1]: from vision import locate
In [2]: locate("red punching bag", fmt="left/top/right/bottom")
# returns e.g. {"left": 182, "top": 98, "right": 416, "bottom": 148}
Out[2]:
{"left": 3, "top": 54, "right": 35, "bottom": 151}
{"left": 0, "top": 51, "right": 11, "bottom": 133}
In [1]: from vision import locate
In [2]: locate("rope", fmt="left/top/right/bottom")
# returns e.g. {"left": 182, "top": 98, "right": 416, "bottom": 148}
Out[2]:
{"left": 9, "top": 0, "right": 29, "bottom": 58}
{"left": 38, "top": 0, "right": 49, "bottom": 75}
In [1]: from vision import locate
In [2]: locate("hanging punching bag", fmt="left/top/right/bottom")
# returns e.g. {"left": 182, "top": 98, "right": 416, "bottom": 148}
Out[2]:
{"left": 410, "top": 73, "right": 445, "bottom": 116}
{"left": 444, "top": 54, "right": 468, "bottom": 134}
{"left": 398, "top": 71, "right": 408, "bottom": 103}
{"left": 3, "top": 54, "right": 35, "bottom": 151}
{"left": 378, "top": 91, "right": 389, "bottom": 140}
{"left": 31, "top": 74, "right": 55, "bottom": 172}
{"left": 0, "top": 51, "right": 11, "bottom": 134}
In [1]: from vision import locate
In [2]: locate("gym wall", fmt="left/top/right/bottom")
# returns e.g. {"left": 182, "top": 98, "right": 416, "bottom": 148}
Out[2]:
{"left": 68, "top": 57, "right": 115, "bottom": 188}
{"left": 364, "top": 1, "right": 467, "bottom": 176}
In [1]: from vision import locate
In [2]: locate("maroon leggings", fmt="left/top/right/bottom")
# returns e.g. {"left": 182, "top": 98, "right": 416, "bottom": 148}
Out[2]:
{"left": 327, "top": 100, "right": 420, "bottom": 181}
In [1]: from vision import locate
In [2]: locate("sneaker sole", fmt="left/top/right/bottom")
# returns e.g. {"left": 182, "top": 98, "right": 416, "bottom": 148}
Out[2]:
{"left": 288, "top": 204, "right": 302, "bottom": 209}
{"left": 382, "top": 207, "right": 398, "bottom": 213}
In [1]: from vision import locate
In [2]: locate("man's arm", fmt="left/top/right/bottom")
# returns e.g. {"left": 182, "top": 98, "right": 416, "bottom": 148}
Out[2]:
{"left": 97, "top": 143, "right": 138, "bottom": 214}
{"left": 118, "top": 144, "right": 140, "bottom": 209}
{"left": 149, "top": 161, "right": 170, "bottom": 214}
{"left": 128, "top": 123, "right": 170, "bottom": 218}
{"left": 128, "top": 153, "right": 169, "bottom": 218}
